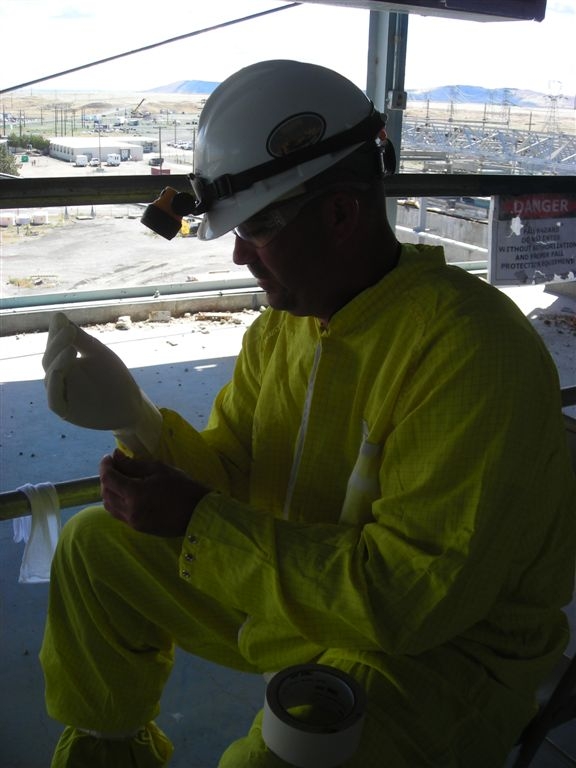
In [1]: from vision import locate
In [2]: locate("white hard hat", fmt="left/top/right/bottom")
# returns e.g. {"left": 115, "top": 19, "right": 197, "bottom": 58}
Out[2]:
{"left": 192, "top": 60, "right": 386, "bottom": 240}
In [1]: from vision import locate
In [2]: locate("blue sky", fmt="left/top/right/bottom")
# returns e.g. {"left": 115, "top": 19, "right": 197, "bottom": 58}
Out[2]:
{"left": 1, "top": 1, "right": 574, "bottom": 97}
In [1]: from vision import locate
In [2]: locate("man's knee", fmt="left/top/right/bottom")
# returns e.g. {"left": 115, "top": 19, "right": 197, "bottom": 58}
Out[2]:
{"left": 59, "top": 505, "right": 110, "bottom": 542}
{"left": 217, "top": 710, "right": 287, "bottom": 768}
{"left": 53, "top": 506, "right": 118, "bottom": 572}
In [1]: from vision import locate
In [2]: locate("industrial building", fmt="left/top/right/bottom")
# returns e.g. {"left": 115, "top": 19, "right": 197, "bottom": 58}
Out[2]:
{"left": 49, "top": 136, "right": 144, "bottom": 163}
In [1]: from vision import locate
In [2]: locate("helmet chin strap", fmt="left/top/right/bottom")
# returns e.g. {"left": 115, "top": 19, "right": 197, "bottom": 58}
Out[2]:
{"left": 143, "top": 108, "right": 395, "bottom": 239}
{"left": 183, "top": 107, "right": 389, "bottom": 216}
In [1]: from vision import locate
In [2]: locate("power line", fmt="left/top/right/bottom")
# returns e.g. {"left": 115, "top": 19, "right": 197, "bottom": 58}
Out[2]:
{"left": 0, "top": 4, "right": 302, "bottom": 96}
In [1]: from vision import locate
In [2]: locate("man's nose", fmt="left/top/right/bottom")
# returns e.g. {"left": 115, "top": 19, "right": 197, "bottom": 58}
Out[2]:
{"left": 233, "top": 235, "right": 258, "bottom": 266}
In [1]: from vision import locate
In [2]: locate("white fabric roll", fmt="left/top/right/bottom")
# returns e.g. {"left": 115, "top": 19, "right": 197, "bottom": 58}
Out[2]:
{"left": 13, "top": 483, "right": 61, "bottom": 584}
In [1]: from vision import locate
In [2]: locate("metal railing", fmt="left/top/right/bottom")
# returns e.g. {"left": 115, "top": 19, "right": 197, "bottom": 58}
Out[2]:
{"left": 1, "top": 172, "right": 574, "bottom": 210}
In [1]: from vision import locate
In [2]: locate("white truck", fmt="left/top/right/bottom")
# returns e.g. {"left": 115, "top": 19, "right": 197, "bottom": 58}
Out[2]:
{"left": 106, "top": 153, "right": 121, "bottom": 166}
{"left": 74, "top": 154, "right": 88, "bottom": 167}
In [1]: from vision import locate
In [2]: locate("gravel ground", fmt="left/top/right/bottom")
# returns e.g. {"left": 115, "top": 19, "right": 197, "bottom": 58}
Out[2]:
{"left": 2, "top": 153, "right": 244, "bottom": 298}
{"left": 1, "top": 207, "right": 242, "bottom": 298}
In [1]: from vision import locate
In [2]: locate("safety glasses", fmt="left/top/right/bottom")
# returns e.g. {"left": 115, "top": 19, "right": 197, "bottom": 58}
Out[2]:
{"left": 233, "top": 189, "right": 329, "bottom": 248}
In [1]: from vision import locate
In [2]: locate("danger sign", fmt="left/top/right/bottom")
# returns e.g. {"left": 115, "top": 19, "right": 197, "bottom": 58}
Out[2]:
{"left": 488, "top": 193, "right": 576, "bottom": 286}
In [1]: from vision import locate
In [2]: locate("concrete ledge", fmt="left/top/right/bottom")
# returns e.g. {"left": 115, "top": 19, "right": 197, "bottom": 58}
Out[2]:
{"left": 0, "top": 287, "right": 268, "bottom": 336}
{"left": 546, "top": 281, "right": 576, "bottom": 301}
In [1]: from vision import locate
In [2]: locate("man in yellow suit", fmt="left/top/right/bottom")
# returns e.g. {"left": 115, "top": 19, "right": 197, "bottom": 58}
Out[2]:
{"left": 41, "top": 60, "right": 576, "bottom": 767}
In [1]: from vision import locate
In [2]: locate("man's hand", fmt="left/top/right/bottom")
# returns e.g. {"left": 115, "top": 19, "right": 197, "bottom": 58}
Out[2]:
{"left": 100, "top": 450, "right": 210, "bottom": 536}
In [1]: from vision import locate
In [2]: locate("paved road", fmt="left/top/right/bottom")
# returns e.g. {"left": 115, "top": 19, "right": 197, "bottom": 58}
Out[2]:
{"left": 15, "top": 149, "right": 194, "bottom": 179}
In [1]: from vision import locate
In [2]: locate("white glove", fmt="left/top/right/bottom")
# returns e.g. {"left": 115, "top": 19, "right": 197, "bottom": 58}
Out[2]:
{"left": 42, "top": 312, "right": 162, "bottom": 457}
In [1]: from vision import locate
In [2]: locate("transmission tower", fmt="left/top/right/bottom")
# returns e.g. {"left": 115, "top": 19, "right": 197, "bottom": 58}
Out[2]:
{"left": 543, "top": 81, "right": 563, "bottom": 135}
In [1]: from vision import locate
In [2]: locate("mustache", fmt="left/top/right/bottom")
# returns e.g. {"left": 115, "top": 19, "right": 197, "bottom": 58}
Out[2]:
{"left": 248, "top": 265, "right": 270, "bottom": 280}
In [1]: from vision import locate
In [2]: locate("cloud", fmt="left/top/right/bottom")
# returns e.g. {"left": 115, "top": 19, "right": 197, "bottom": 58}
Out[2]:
{"left": 1, "top": 0, "right": 573, "bottom": 95}
{"left": 547, "top": 1, "right": 575, "bottom": 14}
{"left": 51, "top": 7, "right": 92, "bottom": 20}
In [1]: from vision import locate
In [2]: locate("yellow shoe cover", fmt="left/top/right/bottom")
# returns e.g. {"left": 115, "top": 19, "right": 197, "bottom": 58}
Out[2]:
{"left": 50, "top": 721, "right": 174, "bottom": 768}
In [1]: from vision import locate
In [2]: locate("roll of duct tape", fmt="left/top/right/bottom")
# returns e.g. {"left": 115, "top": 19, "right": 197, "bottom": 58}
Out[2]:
{"left": 261, "top": 663, "right": 366, "bottom": 768}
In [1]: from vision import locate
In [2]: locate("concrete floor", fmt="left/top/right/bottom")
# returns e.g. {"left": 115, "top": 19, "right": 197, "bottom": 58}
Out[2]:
{"left": 0, "top": 314, "right": 266, "bottom": 768}
{"left": 0, "top": 284, "right": 575, "bottom": 767}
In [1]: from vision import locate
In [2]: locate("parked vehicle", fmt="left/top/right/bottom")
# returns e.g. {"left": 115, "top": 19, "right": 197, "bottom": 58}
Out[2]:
{"left": 74, "top": 155, "right": 88, "bottom": 167}
{"left": 106, "top": 153, "right": 121, "bottom": 166}
{"left": 148, "top": 157, "right": 164, "bottom": 166}
{"left": 89, "top": 157, "right": 100, "bottom": 167}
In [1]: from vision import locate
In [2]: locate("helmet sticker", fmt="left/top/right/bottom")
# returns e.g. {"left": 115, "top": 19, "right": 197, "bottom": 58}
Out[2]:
{"left": 267, "top": 113, "right": 326, "bottom": 158}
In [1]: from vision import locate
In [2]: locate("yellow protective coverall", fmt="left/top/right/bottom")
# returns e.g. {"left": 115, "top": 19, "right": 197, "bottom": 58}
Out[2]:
{"left": 41, "top": 244, "right": 576, "bottom": 767}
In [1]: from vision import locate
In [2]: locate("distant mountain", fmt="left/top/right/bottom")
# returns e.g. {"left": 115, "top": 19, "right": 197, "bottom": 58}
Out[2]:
{"left": 150, "top": 80, "right": 574, "bottom": 109}
{"left": 148, "top": 80, "right": 220, "bottom": 95}
{"left": 407, "top": 84, "right": 573, "bottom": 109}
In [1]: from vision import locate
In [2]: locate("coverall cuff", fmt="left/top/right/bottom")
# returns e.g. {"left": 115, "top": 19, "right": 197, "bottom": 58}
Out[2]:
{"left": 179, "top": 491, "right": 224, "bottom": 579}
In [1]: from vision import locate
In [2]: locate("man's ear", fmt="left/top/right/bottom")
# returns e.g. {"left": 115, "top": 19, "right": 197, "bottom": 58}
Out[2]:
{"left": 322, "top": 191, "right": 361, "bottom": 244}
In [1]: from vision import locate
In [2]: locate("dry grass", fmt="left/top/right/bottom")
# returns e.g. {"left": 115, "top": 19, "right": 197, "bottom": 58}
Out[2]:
{"left": 2, "top": 91, "right": 202, "bottom": 120}
{"left": 407, "top": 100, "right": 575, "bottom": 135}
{"left": 3, "top": 90, "right": 574, "bottom": 136}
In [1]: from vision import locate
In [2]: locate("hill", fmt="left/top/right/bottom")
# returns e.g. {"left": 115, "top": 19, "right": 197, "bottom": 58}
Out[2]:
{"left": 407, "top": 84, "right": 572, "bottom": 109}
{"left": 148, "top": 80, "right": 220, "bottom": 95}
{"left": 149, "top": 80, "right": 573, "bottom": 109}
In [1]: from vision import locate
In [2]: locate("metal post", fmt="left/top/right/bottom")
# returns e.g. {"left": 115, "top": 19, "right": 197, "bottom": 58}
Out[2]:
{"left": 417, "top": 197, "right": 428, "bottom": 241}
{"left": 366, "top": 10, "right": 409, "bottom": 229}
